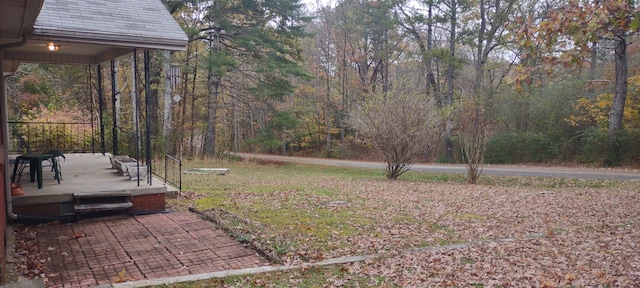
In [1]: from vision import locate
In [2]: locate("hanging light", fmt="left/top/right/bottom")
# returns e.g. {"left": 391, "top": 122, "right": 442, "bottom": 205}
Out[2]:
{"left": 47, "top": 42, "right": 60, "bottom": 52}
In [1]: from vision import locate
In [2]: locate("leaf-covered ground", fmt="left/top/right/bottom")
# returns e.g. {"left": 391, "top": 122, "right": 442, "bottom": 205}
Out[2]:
{"left": 166, "top": 160, "right": 640, "bottom": 287}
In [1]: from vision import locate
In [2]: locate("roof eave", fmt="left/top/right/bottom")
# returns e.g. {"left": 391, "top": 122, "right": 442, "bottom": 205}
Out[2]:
{"left": 32, "top": 28, "right": 188, "bottom": 51}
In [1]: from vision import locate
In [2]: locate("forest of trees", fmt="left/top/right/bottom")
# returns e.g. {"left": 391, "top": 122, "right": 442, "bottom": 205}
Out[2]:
{"left": 6, "top": 0, "right": 640, "bottom": 167}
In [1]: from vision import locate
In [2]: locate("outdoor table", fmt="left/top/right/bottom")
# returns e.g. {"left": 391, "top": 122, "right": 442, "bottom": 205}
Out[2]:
{"left": 11, "top": 153, "right": 60, "bottom": 189}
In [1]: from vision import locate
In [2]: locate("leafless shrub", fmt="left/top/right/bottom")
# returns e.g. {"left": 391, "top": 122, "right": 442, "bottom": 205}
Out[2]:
{"left": 350, "top": 86, "right": 445, "bottom": 180}
{"left": 457, "top": 99, "right": 488, "bottom": 184}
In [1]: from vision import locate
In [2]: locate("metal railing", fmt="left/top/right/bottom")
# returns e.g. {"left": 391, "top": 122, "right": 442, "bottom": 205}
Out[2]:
{"left": 153, "top": 153, "right": 182, "bottom": 192}
{"left": 112, "top": 127, "right": 182, "bottom": 191}
{"left": 9, "top": 121, "right": 97, "bottom": 154}
{"left": 9, "top": 121, "right": 182, "bottom": 191}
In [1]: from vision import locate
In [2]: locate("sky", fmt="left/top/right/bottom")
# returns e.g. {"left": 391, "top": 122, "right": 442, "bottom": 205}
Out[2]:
{"left": 301, "top": 0, "right": 334, "bottom": 12}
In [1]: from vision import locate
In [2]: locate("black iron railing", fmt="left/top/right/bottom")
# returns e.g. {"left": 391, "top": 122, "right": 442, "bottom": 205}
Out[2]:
{"left": 9, "top": 121, "right": 182, "bottom": 191}
{"left": 112, "top": 127, "right": 142, "bottom": 161}
{"left": 9, "top": 121, "right": 97, "bottom": 154}
{"left": 153, "top": 153, "right": 182, "bottom": 192}
{"left": 113, "top": 127, "right": 182, "bottom": 191}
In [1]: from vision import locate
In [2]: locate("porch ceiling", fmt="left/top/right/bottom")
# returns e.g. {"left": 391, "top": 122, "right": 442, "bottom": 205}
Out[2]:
{"left": 1, "top": 0, "right": 188, "bottom": 73}
{"left": 0, "top": 0, "right": 42, "bottom": 40}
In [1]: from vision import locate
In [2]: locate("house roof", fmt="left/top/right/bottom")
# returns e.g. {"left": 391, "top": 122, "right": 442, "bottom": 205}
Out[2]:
{"left": 33, "top": 0, "right": 188, "bottom": 50}
{"left": 1, "top": 0, "right": 188, "bottom": 72}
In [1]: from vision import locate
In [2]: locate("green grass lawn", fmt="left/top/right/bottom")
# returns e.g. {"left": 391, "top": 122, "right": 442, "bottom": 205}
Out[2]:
{"left": 160, "top": 157, "right": 638, "bottom": 287}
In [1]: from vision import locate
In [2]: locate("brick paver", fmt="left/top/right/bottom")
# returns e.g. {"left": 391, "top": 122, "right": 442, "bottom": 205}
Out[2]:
{"left": 33, "top": 212, "right": 270, "bottom": 288}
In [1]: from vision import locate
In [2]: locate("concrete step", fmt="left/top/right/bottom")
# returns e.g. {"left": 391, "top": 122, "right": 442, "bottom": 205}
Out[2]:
{"left": 73, "top": 190, "right": 133, "bottom": 219}
{"left": 74, "top": 202, "right": 133, "bottom": 213}
{"left": 73, "top": 191, "right": 132, "bottom": 199}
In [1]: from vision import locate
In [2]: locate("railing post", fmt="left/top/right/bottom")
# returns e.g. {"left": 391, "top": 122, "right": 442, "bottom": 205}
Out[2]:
{"left": 27, "top": 123, "right": 30, "bottom": 152}
{"left": 134, "top": 48, "right": 141, "bottom": 187}
{"left": 97, "top": 64, "right": 106, "bottom": 155}
{"left": 89, "top": 65, "right": 95, "bottom": 154}
{"left": 111, "top": 60, "right": 119, "bottom": 156}
{"left": 144, "top": 49, "right": 152, "bottom": 186}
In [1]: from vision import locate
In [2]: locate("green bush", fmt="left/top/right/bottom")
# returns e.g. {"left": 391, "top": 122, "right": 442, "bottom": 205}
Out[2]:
{"left": 618, "top": 129, "right": 640, "bottom": 166}
{"left": 485, "top": 132, "right": 560, "bottom": 164}
{"left": 575, "top": 128, "right": 609, "bottom": 164}
{"left": 576, "top": 128, "right": 640, "bottom": 166}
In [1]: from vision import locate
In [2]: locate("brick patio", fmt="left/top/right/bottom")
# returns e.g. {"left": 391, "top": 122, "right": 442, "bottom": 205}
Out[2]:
{"left": 31, "top": 212, "right": 269, "bottom": 287}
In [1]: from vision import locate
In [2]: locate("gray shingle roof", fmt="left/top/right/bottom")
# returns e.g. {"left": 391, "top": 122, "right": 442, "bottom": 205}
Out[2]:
{"left": 33, "top": 0, "right": 188, "bottom": 50}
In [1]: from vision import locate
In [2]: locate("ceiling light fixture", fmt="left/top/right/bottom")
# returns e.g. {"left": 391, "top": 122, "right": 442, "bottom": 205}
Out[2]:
{"left": 47, "top": 42, "right": 60, "bottom": 52}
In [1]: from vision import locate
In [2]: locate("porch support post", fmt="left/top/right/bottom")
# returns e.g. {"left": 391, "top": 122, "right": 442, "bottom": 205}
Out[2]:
{"left": 88, "top": 66, "right": 95, "bottom": 154}
{"left": 144, "top": 50, "right": 153, "bottom": 185}
{"left": 97, "top": 65, "right": 106, "bottom": 155}
{"left": 133, "top": 49, "right": 140, "bottom": 187}
{"left": 1, "top": 56, "right": 11, "bottom": 197}
{"left": 0, "top": 55, "right": 10, "bottom": 280}
{"left": 111, "top": 60, "right": 118, "bottom": 155}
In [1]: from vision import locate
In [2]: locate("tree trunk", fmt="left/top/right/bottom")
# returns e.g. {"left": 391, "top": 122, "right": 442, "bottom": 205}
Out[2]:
{"left": 589, "top": 41, "right": 597, "bottom": 82}
{"left": 177, "top": 41, "right": 192, "bottom": 155}
{"left": 382, "top": 28, "right": 390, "bottom": 94}
{"left": 475, "top": 0, "right": 485, "bottom": 92}
{"left": 325, "top": 105, "right": 331, "bottom": 154}
{"left": 426, "top": 3, "right": 437, "bottom": 99}
{"left": 130, "top": 56, "right": 140, "bottom": 151}
{"left": 606, "top": 35, "right": 627, "bottom": 165}
{"left": 326, "top": 64, "right": 331, "bottom": 154}
{"left": 340, "top": 4, "right": 348, "bottom": 158}
{"left": 189, "top": 43, "right": 198, "bottom": 156}
{"left": 148, "top": 53, "right": 161, "bottom": 140}
{"left": 163, "top": 51, "right": 173, "bottom": 143}
{"left": 204, "top": 77, "right": 219, "bottom": 156}
{"left": 587, "top": 41, "right": 598, "bottom": 98}
{"left": 325, "top": 68, "right": 331, "bottom": 155}
{"left": 445, "top": 0, "right": 457, "bottom": 107}
{"left": 249, "top": 103, "right": 255, "bottom": 152}
{"left": 398, "top": 6, "right": 437, "bottom": 102}
{"left": 609, "top": 36, "right": 627, "bottom": 138}
{"left": 204, "top": 31, "right": 220, "bottom": 157}
{"left": 444, "top": 0, "right": 458, "bottom": 162}
{"left": 281, "top": 132, "right": 287, "bottom": 155}
{"left": 232, "top": 96, "right": 239, "bottom": 152}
